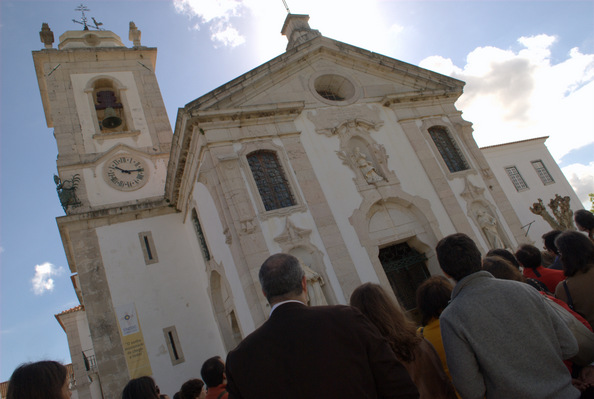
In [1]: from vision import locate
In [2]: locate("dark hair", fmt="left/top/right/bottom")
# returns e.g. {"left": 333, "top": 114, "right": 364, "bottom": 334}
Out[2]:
{"left": 574, "top": 209, "right": 594, "bottom": 231}
{"left": 180, "top": 379, "right": 204, "bottom": 399}
{"left": 122, "top": 376, "right": 160, "bottom": 399}
{"left": 555, "top": 230, "right": 594, "bottom": 277}
{"left": 350, "top": 283, "right": 422, "bottom": 363}
{"left": 415, "top": 276, "right": 453, "bottom": 326}
{"left": 173, "top": 393, "right": 181, "bottom": 399}
{"left": 542, "top": 230, "right": 562, "bottom": 254}
{"left": 258, "top": 253, "right": 304, "bottom": 303}
{"left": 7, "top": 361, "right": 68, "bottom": 399}
{"left": 486, "top": 248, "right": 520, "bottom": 268}
{"left": 201, "top": 356, "right": 224, "bottom": 388}
{"left": 482, "top": 256, "right": 526, "bottom": 282}
{"left": 436, "top": 233, "right": 482, "bottom": 281}
{"left": 514, "top": 244, "right": 542, "bottom": 269}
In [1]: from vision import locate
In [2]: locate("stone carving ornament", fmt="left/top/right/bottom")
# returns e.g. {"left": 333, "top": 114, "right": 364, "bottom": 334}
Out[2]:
{"left": 477, "top": 210, "right": 505, "bottom": 249}
{"left": 354, "top": 147, "right": 384, "bottom": 183}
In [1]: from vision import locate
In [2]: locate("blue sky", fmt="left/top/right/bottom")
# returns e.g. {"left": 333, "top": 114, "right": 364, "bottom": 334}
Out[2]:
{"left": 1, "top": 0, "right": 593, "bottom": 382}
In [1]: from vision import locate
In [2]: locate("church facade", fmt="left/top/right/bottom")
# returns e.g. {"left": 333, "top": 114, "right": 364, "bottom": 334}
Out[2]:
{"left": 33, "top": 15, "right": 580, "bottom": 399}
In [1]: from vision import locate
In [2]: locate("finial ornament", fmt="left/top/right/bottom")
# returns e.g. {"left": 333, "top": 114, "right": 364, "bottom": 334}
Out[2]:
{"left": 129, "top": 22, "right": 142, "bottom": 46}
{"left": 40, "top": 23, "right": 54, "bottom": 48}
{"left": 72, "top": 4, "right": 104, "bottom": 31}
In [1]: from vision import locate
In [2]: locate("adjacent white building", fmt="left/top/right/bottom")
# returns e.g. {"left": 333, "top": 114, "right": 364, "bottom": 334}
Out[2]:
{"left": 482, "top": 136, "right": 582, "bottom": 243}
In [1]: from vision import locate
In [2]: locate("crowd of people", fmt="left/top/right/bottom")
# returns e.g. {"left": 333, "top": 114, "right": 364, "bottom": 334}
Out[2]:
{"left": 6, "top": 211, "right": 594, "bottom": 399}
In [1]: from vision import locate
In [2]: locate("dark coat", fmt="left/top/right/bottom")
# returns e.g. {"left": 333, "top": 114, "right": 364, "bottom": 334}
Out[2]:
{"left": 226, "top": 302, "right": 419, "bottom": 399}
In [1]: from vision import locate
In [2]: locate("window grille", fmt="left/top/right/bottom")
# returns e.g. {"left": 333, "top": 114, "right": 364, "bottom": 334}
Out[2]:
{"left": 163, "top": 326, "right": 185, "bottom": 365}
{"left": 138, "top": 232, "right": 158, "bottom": 265}
{"left": 505, "top": 166, "right": 529, "bottom": 191}
{"left": 531, "top": 160, "right": 555, "bottom": 185}
{"left": 428, "top": 126, "right": 469, "bottom": 173}
{"left": 247, "top": 151, "right": 296, "bottom": 211}
{"left": 379, "top": 243, "right": 430, "bottom": 310}
{"left": 192, "top": 209, "right": 211, "bottom": 261}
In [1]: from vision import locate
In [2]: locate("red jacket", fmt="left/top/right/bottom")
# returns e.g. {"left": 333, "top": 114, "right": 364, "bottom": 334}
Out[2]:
{"left": 205, "top": 385, "right": 228, "bottom": 399}
{"left": 523, "top": 266, "right": 564, "bottom": 293}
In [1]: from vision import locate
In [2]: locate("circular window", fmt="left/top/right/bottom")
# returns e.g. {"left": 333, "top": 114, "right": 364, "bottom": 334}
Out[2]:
{"left": 314, "top": 74, "right": 355, "bottom": 102}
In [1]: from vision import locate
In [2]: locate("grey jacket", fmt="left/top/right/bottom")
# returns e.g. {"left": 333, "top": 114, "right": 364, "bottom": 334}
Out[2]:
{"left": 440, "top": 271, "right": 579, "bottom": 399}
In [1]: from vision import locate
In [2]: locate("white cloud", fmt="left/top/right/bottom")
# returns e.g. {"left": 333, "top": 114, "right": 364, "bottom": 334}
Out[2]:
{"left": 420, "top": 34, "right": 594, "bottom": 160}
{"left": 31, "top": 262, "right": 65, "bottom": 295}
{"left": 421, "top": 34, "right": 594, "bottom": 206}
{"left": 562, "top": 161, "right": 594, "bottom": 209}
{"left": 210, "top": 21, "right": 245, "bottom": 47}
{"left": 173, "top": 0, "right": 246, "bottom": 47}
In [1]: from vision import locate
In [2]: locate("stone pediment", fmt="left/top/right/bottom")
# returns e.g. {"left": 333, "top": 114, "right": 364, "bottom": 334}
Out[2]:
{"left": 183, "top": 35, "right": 464, "bottom": 117}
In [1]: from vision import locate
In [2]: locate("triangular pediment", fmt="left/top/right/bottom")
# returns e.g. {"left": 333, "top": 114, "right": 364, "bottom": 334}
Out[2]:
{"left": 184, "top": 35, "right": 464, "bottom": 114}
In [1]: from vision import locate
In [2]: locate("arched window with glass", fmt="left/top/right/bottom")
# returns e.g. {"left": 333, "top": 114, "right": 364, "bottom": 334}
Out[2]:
{"left": 247, "top": 150, "right": 296, "bottom": 211}
{"left": 428, "top": 126, "right": 469, "bottom": 173}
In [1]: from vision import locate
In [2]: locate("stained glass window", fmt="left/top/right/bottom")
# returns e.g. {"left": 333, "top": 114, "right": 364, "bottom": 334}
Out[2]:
{"left": 428, "top": 126, "right": 469, "bottom": 173}
{"left": 247, "top": 150, "right": 296, "bottom": 211}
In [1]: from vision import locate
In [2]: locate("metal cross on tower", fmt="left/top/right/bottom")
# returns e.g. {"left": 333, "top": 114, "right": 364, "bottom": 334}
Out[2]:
{"left": 72, "top": 4, "right": 104, "bottom": 31}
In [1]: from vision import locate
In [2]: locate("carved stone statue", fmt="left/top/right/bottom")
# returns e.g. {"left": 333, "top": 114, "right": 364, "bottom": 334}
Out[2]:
{"left": 477, "top": 210, "right": 505, "bottom": 249}
{"left": 353, "top": 147, "right": 383, "bottom": 183}
{"left": 303, "top": 264, "right": 327, "bottom": 306}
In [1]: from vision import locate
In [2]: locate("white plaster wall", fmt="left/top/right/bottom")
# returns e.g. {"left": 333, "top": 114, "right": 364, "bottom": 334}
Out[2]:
{"left": 71, "top": 72, "right": 153, "bottom": 154}
{"left": 191, "top": 183, "right": 257, "bottom": 334}
{"left": 96, "top": 213, "right": 225, "bottom": 396}
{"left": 482, "top": 139, "right": 583, "bottom": 244}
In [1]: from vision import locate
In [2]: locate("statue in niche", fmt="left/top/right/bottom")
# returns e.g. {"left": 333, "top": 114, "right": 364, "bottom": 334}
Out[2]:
{"left": 303, "top": 264, "right": 327, "bottom": 306}
{"left": 477, "top": 210, "right": 505, "bottom": 249}
{"left": 353, "top": 147, "right": 383, "bottom": 183}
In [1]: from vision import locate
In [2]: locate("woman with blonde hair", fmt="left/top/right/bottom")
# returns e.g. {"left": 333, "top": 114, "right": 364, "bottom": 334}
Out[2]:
{"left": 350, "top": 282, "right": 456, "bottom": 399}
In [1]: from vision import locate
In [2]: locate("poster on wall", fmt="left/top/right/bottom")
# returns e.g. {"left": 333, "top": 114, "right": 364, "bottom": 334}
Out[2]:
{"left": 116, "top": 303, "right": 153, "bottom": 378}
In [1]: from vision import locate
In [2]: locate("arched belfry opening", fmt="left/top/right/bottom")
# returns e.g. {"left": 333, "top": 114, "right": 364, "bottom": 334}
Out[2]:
{"left": 93, "top": 78, "right": 126, "bottom": 132}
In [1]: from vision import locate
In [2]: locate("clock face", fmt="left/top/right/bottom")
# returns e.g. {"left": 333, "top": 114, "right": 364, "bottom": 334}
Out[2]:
{"left": 103, "top": 155, "right": 148, "bottom": 191}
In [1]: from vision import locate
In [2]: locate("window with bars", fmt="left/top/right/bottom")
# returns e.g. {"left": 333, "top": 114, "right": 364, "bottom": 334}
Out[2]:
{"left": 505, "top": 166, "right": 529, "bottom": 191}
{"left": 428, "top": 126, "right": 469, "bottom": 173}
{"left": 531, "top": 160, "right": 555, "bottom": 185}
{"left": 192, "top": 209, "right": 211, "bottom": 261}
{"left": 247, "top": 150, "right": 296, "bottom": 211}
{"left": 378, "top": 243, "right": 430, "bottom": 310}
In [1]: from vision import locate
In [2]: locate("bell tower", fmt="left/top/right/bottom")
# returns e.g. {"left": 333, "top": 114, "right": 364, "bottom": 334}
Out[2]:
{"left": 32, "top": 18, "right": 174, "bottom": 398}
{"left": 33, "top": 20, "right": 172, "bottom": 214}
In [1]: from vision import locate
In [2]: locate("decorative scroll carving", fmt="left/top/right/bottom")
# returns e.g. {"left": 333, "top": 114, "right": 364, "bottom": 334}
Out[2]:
{"left": 316, "top": 118, "right": 383, "bottom": 137}
{"left": 460, "top": 177, "right": 485, "bottom": 202}
{"left": 274, "top": 218, "right": 312, "bottom": 246}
